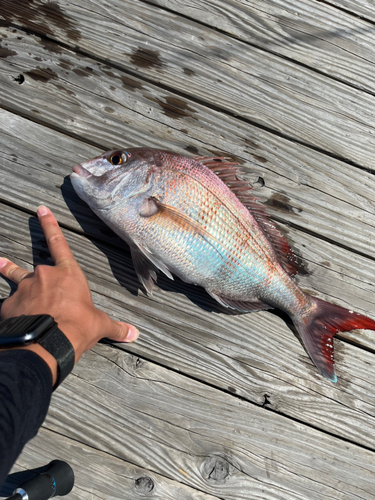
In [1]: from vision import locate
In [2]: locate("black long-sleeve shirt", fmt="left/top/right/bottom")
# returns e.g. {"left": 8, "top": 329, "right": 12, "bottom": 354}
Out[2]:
{"left": 0, "top": 350, "right": 52, "bottom": 486}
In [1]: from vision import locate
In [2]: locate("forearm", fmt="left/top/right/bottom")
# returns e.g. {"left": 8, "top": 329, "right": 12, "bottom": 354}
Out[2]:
{"left": 0, "top": 350, "right": 52, "bottom": 486}
{"left": 0, "top": 344, "right": 58, "bottom": 386}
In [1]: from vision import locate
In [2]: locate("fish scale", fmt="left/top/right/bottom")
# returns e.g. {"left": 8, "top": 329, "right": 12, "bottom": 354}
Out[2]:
{"left": 71, "top": 147, "right": 375, "bottom": 383}
{"left": 159, "top": 166, "right": 275, "bottom": 295}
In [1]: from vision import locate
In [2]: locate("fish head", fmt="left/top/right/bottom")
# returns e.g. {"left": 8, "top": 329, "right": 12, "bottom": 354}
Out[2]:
{"left": 70, "top": 148, "right": 159, "bottom": 211}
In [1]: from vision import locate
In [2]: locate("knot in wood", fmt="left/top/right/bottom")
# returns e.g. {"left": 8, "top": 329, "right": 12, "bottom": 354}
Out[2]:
{"left": 202, "top": 455, "right": 232, "bottom": 483}
{"left": 134, "top": 476, "right": 154, "bottom": 494}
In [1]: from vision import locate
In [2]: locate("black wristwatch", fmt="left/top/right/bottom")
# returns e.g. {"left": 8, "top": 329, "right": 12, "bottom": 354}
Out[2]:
{"left": 0, "top": 315, "right": 75, "bottom": 390}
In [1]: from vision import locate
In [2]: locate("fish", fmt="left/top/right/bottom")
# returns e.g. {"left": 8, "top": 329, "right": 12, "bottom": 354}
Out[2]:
{"left": 70, "top": 147, "right": 375, "bottom": 382}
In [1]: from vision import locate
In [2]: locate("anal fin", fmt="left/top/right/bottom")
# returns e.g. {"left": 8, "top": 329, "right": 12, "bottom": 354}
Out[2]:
{"left": 208, "top": 290, "right": 272, "bottom": 313}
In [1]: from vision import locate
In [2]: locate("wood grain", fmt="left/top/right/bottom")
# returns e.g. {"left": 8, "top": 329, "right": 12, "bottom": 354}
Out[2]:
{"left": 1, "top": 1, "right": 375, "bottom": 496}
{"left": 148, "top": 0, "right": 375, "bottom": 92}
{"left": 1, "top": 202, "right": 375, "bottom": 450}
{"left": 328, "top": 0, "right": 375, "bottom": 23}
{"left": 9, "top": 427, "right": 219, "bottom": 500}
{"left": 1, "top": 37, "right": 375, "bottom": 259}
{"left": 1, "top": 2, "right": 375, "bottom": 168}
{"left": 40, "top": 344, "right": 375, "bottom": 500}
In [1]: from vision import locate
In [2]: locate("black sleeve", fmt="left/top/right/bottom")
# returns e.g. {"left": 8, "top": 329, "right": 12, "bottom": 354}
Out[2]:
{"left": 0, "top": 350, "right": 52, "bottom": 486}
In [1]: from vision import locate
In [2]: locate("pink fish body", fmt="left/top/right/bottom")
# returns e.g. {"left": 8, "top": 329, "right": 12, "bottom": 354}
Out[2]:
{"left": 71, "top": 148, "right": 375, "bottom": 382}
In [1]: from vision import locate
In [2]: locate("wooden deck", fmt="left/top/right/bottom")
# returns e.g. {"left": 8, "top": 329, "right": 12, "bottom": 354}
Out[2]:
{"left": 1, "top": 0, "right": 375, "bottom": 498}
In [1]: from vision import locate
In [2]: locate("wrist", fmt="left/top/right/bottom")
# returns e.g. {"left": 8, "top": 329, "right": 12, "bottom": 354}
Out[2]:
{"left": 0, "top": 344, "right": 58, "bottom": 387}
{"left": 0, "top": 315, "right": 75, "bottom": 389}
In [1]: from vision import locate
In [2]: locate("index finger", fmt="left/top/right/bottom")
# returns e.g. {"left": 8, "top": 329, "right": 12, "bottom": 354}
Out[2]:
{"left": 37, "top": 206, "right": 75, "bottom": 266}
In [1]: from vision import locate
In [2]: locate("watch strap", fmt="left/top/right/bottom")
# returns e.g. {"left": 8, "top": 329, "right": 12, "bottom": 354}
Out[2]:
{"left": 38, "top": 324, "right": 75, "bottom": 389}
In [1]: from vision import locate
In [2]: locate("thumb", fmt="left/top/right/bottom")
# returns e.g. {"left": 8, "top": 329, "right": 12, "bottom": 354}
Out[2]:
{"left": 107, "top": 320, "right": 139, "bottom": 343}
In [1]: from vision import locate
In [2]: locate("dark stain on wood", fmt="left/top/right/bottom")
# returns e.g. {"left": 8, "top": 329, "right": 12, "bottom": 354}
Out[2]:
{"left": 130, "top": 47, "right": 164, "bottom": 70}
{"left": 102, "top": 68, "right": 117, "bottom": 78}
{"left": 228, "top": 386, "right": 236, "bottom": 393}
{"left": 243, "top": 138, "right": 259, "bottom": 149}
{"left": 0, "top": 0, "right": 81, "bottom": 42}
{"left": 185, "top": 145, "right": 199, "bottom": 155}
{"left": 73, "top": 67, "right": 92, "bottom": 77}
{"left": 183, "top": 67, "right": 195, "bottom": 76}
{"left": 120, "top": 75, "right": 143, "bottom": 92}
{"left": 58, "top": 59, "right": 72, "bottom": 70}
{"left": 0, "top": 47, "right": 17, "bottom": 58}
{"left": 105, "top": 107, "right": 114, "bottom": 113}
{"left": 208, "top": 151, "right": 244, "bottom": 165}
{"left": 38, "top": 38, "right": 63, "bottom": 54}
{"left": 55, "top": 84, "right": 75, "bottom": 97}
{"left": 25, "top": 67, "right": 58, "bottom": 83}
{"left": 271, "top": 224, "right": 310, "bottom": 276}
{"left": 320, "top": 261, "right": 331, "bottom": 267}
{"left": 156, "top": 96, "right": 197, "bottom": 120}
{"left": 253, "top": 154, "right": 267, "bottom": 163}
{"left": 265, "top": 193, "right": 298, "bottom": 214}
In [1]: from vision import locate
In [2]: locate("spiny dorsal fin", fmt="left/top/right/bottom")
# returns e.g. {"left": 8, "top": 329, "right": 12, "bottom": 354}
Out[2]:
{"left": 194, "top": 156, "right": 299, "bottom": 276}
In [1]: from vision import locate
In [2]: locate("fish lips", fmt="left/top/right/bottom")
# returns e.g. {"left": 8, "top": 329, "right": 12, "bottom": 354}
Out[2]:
{"left": 71, "top": 164, "right": 92, "bottom": 179}
{"left": 70, "top": 163, "right": 116, "bottom": 210}
{"left": 70, "top": 164, "right": 94, "bottom": 205}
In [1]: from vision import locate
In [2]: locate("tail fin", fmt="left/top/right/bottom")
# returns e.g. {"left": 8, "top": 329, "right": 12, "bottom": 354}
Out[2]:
{"left": 294, "top": 297, "right": 375, "bottom": 383}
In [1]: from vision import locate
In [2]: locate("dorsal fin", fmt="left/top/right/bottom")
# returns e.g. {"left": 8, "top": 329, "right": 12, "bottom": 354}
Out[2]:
{"left": 194, "top": 156, "right": 299, "bottom": 276}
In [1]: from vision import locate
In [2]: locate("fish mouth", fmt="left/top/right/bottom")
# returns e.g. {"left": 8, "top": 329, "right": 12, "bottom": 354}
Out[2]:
{"left": 71, "top": 164, "right": 92, "bottom": 179}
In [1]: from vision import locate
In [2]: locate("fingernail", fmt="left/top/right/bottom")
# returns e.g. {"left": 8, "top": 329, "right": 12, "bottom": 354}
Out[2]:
{"left": 37, "top": 205, "right": 49, "bottom": 216}
{"left": 123, "top": 326, "right": 139, "bottom": 343}
{"left": 0, "top": 258, "right": 8, "bottom": 269}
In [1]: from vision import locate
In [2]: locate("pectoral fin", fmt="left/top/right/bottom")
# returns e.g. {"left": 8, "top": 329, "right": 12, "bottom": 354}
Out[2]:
{"left": 140, "top": 197, "right": 217, "bottom": 242}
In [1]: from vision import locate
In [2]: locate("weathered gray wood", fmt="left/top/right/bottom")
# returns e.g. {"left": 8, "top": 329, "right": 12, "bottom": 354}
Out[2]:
{"left": 39, "top": 344, "right": 375, "bottom": 500}
{"left": 1, "top": 201, "right": 375, "bottom": 450}
{"left": 11, "top": 427, "right": 219, "bottom": 500}
{"left": 1, "top": 106, "right": 375, "bottom": 349}
{"left": 328, "top": 1, "right": 375, "bottom": 23}
{"left": 1, "top": 2, "right": 375, "bottom": 169}
{"left": 148, "top": 0, "right": 375, "bottom": 93}
{"left": 1, "top": 35, "right": 375, "bottom": 261}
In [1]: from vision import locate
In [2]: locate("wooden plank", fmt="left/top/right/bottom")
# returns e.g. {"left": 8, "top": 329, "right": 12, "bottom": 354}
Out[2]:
{"left": 147, "top": 0, "right": 375, "bottom": 93}
{"left": 1, "top": 37, "right": 375, "bottom": 260}
{"left": 0, "top": 107, "right": 374, "bottom": 346}
{"left": 328, "top": 1, "right": 375, "bottom": 23}
{"left": 1, "top": 202, "right": 375, "bottom": 450}
{"left": 1, "top": 2, "right": 375, "bottom": 169}
{"left": 41, "top": 344, "right": 375, "bottom": 500}
{"left": 10, "top": 427, "right": 219, "bottom": 500}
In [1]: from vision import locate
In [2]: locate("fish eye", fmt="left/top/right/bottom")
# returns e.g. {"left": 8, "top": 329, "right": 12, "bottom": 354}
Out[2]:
{"left": 109, "top": 154, "right": 123, "bottom": 166}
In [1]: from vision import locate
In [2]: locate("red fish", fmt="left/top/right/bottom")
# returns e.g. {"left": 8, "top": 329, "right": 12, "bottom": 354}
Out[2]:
{"left": 71, "top": 148, "right": 375, "bottom": 382}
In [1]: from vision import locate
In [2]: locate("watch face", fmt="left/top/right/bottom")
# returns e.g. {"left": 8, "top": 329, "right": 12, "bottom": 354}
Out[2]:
{"left": 0, "top": 315, "right": 54, "bottom": 347}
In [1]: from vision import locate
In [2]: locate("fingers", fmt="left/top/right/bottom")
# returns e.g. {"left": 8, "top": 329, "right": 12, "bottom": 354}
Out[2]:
{"left": 37, "top": 206, "right": 75, "bottom": 266}
{"left": 106, "top": 318, "right": 139, "bottom": 343}
{"left": 0, "top": 258, "right": 33, "bottom": 285}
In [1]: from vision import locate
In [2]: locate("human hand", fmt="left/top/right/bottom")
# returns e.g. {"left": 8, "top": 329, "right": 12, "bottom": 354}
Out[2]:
{"left": 0, "top": 206, "right": 139, "bottom": 385}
